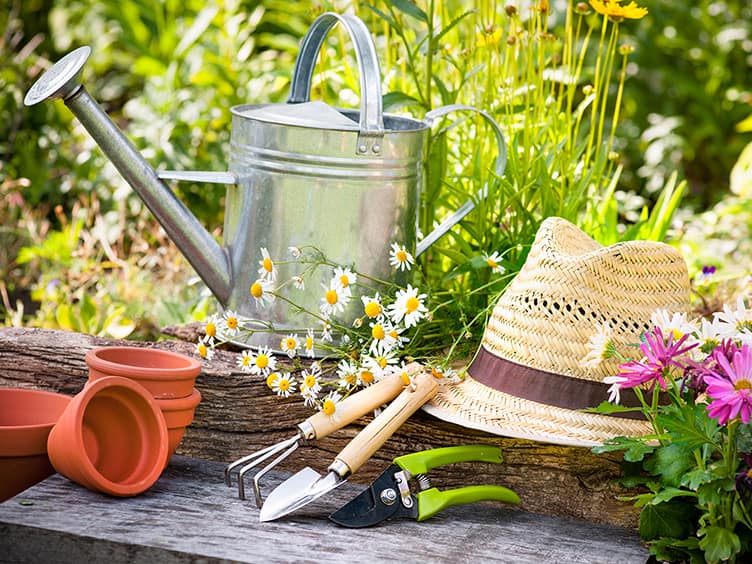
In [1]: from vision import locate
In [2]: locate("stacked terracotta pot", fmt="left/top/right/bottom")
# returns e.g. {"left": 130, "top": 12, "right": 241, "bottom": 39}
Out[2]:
{"left": 0, "top": 346, "right": 201, "bottom": 501}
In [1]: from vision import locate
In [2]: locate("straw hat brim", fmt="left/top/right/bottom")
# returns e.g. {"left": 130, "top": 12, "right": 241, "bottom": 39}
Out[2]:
{"left": 422, "top": 375, "right": 651, "bottom": 447}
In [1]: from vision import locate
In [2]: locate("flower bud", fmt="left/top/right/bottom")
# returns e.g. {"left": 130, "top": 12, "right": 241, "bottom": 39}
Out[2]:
{"left": 618, "top": 43, "right": 635, "bottom": 56}
{"left": 575, "top": 2, "right": 590, "bottom": 15}
{"left": 505, "top": 5, "right": 517, "bottom": 16}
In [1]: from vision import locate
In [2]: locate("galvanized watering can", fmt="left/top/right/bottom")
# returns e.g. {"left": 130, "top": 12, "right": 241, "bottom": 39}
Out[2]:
{"left": 25, "top": 12, "right": 505, "bottom": 351}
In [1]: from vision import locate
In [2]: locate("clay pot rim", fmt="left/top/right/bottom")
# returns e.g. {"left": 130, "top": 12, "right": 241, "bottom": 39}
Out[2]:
{"left": 0, "top": 388, "right": 72, "bottom": 433}
{"left": 153, "top": 388, "right": 202, "bottom": 412}
{"left": 61, "top": 376, "right": 168, "bottom": 494}
{"left": 85, "top": 346, "right": 201, "bottom": 380}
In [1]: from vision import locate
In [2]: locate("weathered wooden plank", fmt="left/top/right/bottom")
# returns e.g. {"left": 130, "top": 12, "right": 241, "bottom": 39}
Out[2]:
{"left": 0, "top": 456, "right": 648, "bottom": 563}
{"left": 0, "top": 327, "right": 641, "bottom": 528}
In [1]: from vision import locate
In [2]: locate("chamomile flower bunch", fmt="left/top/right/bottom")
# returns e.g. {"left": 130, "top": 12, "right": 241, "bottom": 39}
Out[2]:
{"left": 194, "top": 242, "right": 459, "bottom": 419}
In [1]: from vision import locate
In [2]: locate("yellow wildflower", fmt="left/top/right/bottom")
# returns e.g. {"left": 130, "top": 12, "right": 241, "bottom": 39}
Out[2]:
{"left": 589, "top": 0, "right": 647, "bottom": 21}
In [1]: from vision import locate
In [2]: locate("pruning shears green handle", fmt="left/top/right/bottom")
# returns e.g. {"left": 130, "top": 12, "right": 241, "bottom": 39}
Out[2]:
{"left": 330, "top": 444, "right": 520, "bottom": 527}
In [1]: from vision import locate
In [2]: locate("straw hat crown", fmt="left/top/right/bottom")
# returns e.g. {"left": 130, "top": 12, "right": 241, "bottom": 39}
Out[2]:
{"left": 483, "top": 216, "right": 690, "bottom": 380}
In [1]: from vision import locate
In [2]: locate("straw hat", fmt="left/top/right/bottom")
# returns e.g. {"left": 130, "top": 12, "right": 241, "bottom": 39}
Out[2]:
{"left": 423, "top": 217, "right": 690, "bottom": 447}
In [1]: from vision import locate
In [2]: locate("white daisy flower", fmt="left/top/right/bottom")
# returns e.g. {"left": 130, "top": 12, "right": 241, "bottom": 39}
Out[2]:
{"left": 271, "top": 372, "right": 296, "bottom": 398}
{"left": 483, "top": 251, "right": 506, "bottom": 274}
{"left": 650, "top": 309, "right": 698, "bottom": 341}
{"left": 258, "top": 247, "right": 277, "bottom": 281}
{"left": 222, "top": 310, "right": 240, "bottom": 336}
{"left": 388, "top": 284, "right": 428, "bottom": 328}
{"left": 333, "top": 266, "right": 357, "bottom": 294}
{"left": 582, "top": 322, "right": 615, "bottom": 369}
{"left": 292, "top": 276, "right": 305, "bottom": 290}
{"left": 304, "top": 328, "right": 316, "bottom": 357}
{"left": 362, "top": 350, "right": 400, "bottom": 382}
{"left": 336, "top": 359, "right": 359, "bottom": 389}
{"left": 249, "top": 278, "right": 275, "bottom": 308}
{"left": 203, "top": 314, "right": 220, "bottom": 339}
{"left": 288, "top": 246, "right": 302, "bottom": 258}
{"left": 279, "top": 334, "right": 299, "bottom": 359}
{"left": 389, "top": 242, "right": 415, "bottom": 271}
{"left": 319, "top": 279, "right": 350, "bottom": 318}
{"left": 430, "top": 366, "right": 463, "bottom": 384}
{"left": 362, "top": 294, "right": 384, "bottom": 319}
{"left": 195, "top": 335, "right": 215, "bottom": 360}
{"left": 249, "top": 346, "right": 277, "bottom": 377}
{"left": 300, "top": 368, "right": 322, "bottom": 396}
{"left": 320, "top": 322, "right": 333, "bottom": 343}
{"left": 368, "top": 319, "right": 400, "bottom": 355}
{"left": 604, "top": 375, "right": 628, "bottom": 404}
{"left": 320, "top": 391, "right": 343, "bottom": 422}
{"left": 713, "top": 296, "right": 752, "bottom": 342}
{"left": 237, "top": 350, "right": 253, "bottom": 373}
{"left": 687, "top": 316, "right": 724, "bottom": 355}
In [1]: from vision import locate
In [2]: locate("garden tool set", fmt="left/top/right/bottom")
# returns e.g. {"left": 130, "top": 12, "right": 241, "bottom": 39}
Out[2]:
{"left": 224, "top": 365, "right": 418, "bottom": 506}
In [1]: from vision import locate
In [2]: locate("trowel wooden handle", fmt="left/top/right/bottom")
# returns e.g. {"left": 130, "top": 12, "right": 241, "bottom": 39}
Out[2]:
{"left": 332, "top": 371, "right": 438, "bottom": 476}
{"left": 303, "top": 363, "right": 423, "bottom": 440}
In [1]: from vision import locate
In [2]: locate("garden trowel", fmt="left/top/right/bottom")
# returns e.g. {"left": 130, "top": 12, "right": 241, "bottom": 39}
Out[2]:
{"left": 259, "top": 371, "right": 438, "bottom": 522}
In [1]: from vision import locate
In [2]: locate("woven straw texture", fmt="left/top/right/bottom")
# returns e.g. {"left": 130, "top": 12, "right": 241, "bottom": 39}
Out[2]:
{"left": 423, "top": 217, "right": 691, "bottom": 447}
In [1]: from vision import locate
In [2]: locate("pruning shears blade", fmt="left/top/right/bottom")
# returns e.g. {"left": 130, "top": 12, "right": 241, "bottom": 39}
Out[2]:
{"left": 328, "top": 464, "right": 417, "bottom": 528}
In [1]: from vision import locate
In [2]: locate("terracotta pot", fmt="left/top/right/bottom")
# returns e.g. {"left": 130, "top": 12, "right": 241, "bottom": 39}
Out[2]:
{"left": 154, "top": 388, "right": 202, "bottom": 461}
{"left": 0, "top": 388, "right": 72, "bottom": 503}
{"left": 47, "top": 376, "right": 169, "bottom": 497}
{"left": 85, "top": 346, "right": 201, "bottom": 399}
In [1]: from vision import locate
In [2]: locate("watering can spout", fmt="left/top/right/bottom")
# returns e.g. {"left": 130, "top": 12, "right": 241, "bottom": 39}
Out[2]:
{"left": 24, "top": 46, "right": 233, "bottom": 305}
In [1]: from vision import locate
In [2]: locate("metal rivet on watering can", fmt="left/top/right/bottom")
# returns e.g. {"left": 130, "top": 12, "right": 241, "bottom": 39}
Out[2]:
{"left": 25, "top": 12, "right": 507, "bottom": 355}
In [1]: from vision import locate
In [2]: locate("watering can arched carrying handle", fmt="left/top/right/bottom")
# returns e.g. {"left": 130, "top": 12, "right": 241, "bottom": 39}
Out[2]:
{"left": 416, "top": 104, "right": 508, "bottom": 256}
{"left": 288, "top": 12, "right": 384, "bottom": 155}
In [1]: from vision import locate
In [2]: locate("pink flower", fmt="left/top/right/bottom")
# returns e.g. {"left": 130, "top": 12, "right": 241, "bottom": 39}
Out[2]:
{"left": 617, "top": 327, "right": 696, "bottom": 391}
{"left": 704, "top": 343, "right": 752, "bottom": 425}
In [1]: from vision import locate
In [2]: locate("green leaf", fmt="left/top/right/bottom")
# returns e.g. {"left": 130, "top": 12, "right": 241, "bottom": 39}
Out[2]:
{"left": 697, "top": 478, "right": 735, "bottom": 506}
{"left": 682, "top": 468, "right": 716, "bottom": 491}
{"left": 391, "top": 0, "right": 428, "bottom": 22}
{"left": 645, "top": 443, "right": 695, "bottom": 486}
{"left": 650, "top": 487, "right": 697, "bottom": 505}
{"left": 639, "top": 500, "right": 697, "bottom": 541}
{"left": 699, "top": 525, "right": 741, "bottom": 563}
{"left": 582, "top": 400, "right": 642, "bottom": 416}
{"left": 382, "top": 91, "right": 423, "bottom": 112}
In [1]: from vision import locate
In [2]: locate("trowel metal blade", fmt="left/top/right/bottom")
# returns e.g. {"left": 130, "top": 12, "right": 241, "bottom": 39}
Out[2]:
{"left": 259, "top": 467, "right": 343, "bottom": 522}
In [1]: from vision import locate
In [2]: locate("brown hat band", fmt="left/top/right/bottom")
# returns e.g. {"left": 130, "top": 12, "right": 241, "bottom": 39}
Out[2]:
{"left": 468, "top": 347, "right": 645, "bottom": 420}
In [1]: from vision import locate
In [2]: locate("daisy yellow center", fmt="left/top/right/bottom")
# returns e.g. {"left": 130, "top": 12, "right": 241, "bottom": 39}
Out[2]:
{"left": 486, "top": 258, "right": 498, "bottom": 268}
{"left": 735, "top": 380, "right": 752, "bottom": 391}
{"left": 364, "top": 302, "right": 382, "bottom": 318}
{"left": 242, "top": 355, "right": 251, "bottom": 366}
{"left": 266, "top": 373, "right": 279, "bottom": 388}
{"left": 197, "top": 343, "right": 208, "bottom": 357}
{"left": 285, "top": 338, "right": 296, "bottom": 349}
{"left": 256, "top": 354, "right": 269, "bottom": 369}
{"left": 389, "top": 330, "right": 398, "bottom": 339}
{"left": 306, "top": 336, "right": 313, "bottom": 350}
{"left": 344, "top": 373, "right": 357, "bottom": 385}
{"left": 322, "top": 399, "right": 336, "bottom": 416}
{"left": 372, "top": 324, "right": 385, "bottom": 340}
{"left": 250, "top": 282, "right": 263, "bottom": 298}
{"left": 304, "top": 375, "right": 317, "bottom": 387}
{"left": 431, "top": 367, "right": 443, "bottom": 379}
{"left": 377, "top": 356, "right": 388, "bottom": 369}
{"left": 278, "top": 378, "right": 290, "bottom": 391}
{"left": 226, "top": 317, "right": 238, "bottom": 330}
{"left": 205, "top": 322, "right": 216, "bottom": 337}
{"left": 360, "top": 370, "right": 374, "bottom": 385}
{"left": 326, "top": 289, "right": 339, "bottom": 305}
{"left": 669, "top": 329, "right": 684, "bottom": 340}
{"left": 400, "top": 371, "right": 411, "bottom": 386}
{"left": 262, "top": 257, "right": 273, "bottom": 272}
{"left": 406, "top": 296, "right": 420, "bottom": 313}
{"left": 396, "top": 250, "right": 408, "bottom": 262}
{"left": 339, "top": 275, "right": 350, "bottom": 287}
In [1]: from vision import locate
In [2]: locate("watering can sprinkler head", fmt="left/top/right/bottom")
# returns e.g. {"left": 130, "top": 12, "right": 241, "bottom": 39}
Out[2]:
{"left": 24, "top": 46, "right": 233, "bottom": 306}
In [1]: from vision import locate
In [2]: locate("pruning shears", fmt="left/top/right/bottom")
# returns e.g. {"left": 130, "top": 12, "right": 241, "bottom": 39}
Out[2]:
{"left": 328, "top": 445, "right": 520, "bottom": 528}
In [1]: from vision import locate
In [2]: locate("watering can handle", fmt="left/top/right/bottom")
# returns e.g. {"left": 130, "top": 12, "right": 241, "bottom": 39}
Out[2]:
{"left": 416, "top": 104, "right": 508, "bottom": 256}
{"left": 288, "top": 12, "right": 384, "bottom": 155}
